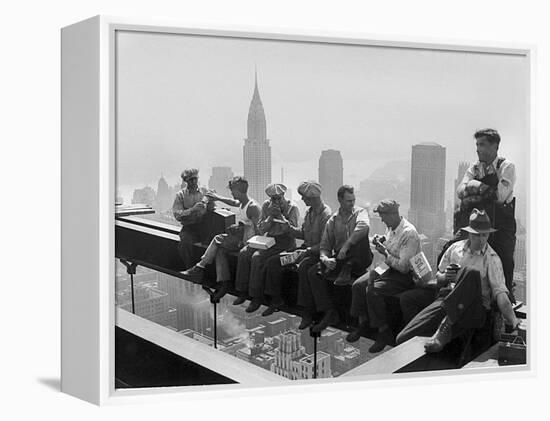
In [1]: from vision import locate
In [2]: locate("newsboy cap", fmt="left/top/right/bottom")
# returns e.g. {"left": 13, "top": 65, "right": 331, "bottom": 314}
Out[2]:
{"left": 181, "top": 168, "right": 199, "bottom": 181}
{"left": 265, "top": 183, "right": 288, "bottom": 197}
{"left": 373, "top": 199, "right": 400, "bottom": 214}
{"left": 297, "top": 181, "right": 322, "bottom": 198}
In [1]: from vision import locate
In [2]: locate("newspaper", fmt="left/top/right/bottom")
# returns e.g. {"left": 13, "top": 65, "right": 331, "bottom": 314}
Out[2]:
{"left": 409, "top": 252, "right": 435, "bottom": 286}
{"left": 279, "top": 249, "right": 307, "bottom": 266}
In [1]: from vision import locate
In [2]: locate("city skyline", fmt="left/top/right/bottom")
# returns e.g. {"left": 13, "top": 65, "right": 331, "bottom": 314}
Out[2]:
{"left": 116, "top": 30, "right": 528, "bottom": 227}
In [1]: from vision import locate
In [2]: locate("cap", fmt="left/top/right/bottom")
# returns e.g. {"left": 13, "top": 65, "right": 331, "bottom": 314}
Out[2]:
{"left": 297, "top": 181, "right": 322, "bottom": 198}
{"left": 265, "top": 183, "right": 287, "bottom": 197}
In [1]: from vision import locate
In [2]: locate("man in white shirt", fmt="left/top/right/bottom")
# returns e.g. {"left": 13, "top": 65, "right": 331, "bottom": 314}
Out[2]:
{"left": 182, "top": 176, "right": 260, "bottom": 300}
{"left": 455, "top": 128, "right": 517, "bottom": 300}
{"left": 346, "top": 199, "right": 421, "bottom": 352}
{"left": 396, "top": 209, "right": 520, "bottom": 353}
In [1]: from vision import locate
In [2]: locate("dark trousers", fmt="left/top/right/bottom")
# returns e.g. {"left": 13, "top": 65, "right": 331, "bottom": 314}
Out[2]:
{"left": 365, "top": 268, "right": 415, "bottom": 329}
{"left": 298, "top": 261, "right": 334, "bottom": 313}
{"left": 396, "top": 267, "right": 488, "bottom": 345}
{"left": 235, "top": 235, "right": 296, "bottom": 298}
{"left": 489, "top": 201, "right": 516, "bottom": 298}
{"left": 399, "top": 287, "right": 438, "bottom": 325}
{"left": 264, "top": 250, "right": 318, "bottom": 302}
{"left": 178, "top": 225, "right": 201, "bottom": 269}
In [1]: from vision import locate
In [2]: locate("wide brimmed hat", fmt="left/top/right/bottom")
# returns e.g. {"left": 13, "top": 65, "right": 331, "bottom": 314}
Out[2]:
{"left": 461, "top": 208, "right": 497, "bottom": 234}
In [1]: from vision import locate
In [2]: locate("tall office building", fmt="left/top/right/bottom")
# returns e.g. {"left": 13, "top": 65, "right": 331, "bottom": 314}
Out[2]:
{"left": 155, "top": 174, "right": 172, "bottom": 211}
{"left": 319, "top": 149, "right": 343, "bottom": 212}
{"left": 209, "top": 166, "right": 234, "bottom": 196}
{"left": 243, "top": 72, "right": 271, "bottom": 203}
{"left": 271, "top": 331, "right": 306, "bottom": 379}
{"left": 408, "top": 143, "right": 446, "bottom": 240}
{"left": 454, "top": 161, "right": 470, "bottom": 207}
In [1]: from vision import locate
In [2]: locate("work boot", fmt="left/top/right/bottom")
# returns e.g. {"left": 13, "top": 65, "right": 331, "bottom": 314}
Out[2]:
{"left": 232, "top": 294, "right": 247, "bottom": 306}
{"left": 262, "top": 297, "right": 283, "bottom": 317}
{"left": 346, "top": 322, "right": 369, "bottom": 343}
{"left": 425, "top": 316, "right": 453, "bottom": 353}
{"left": 368, "top": 328, "right": 395, "bottom": 353}
{"left": 299, "top": 312, "right": 314, "bottom": 330}
{"left": 182, "top": 265, "right": 204, "bottom": 283}
{"left": 312, "top": 309, "right": 339, "bottom": 333}
{"left": 334, "top": 262, "right": 353, "bottom": 286}
{"left": 212, "top": 281, "right": 229, "bottom": 301}
{"left": 246, "top": 297, "right": 262, "bottom": 313}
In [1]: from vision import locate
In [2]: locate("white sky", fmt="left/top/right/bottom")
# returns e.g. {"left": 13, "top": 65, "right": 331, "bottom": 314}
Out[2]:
{"left": 115, "top": 30, "right": 529, "bottom": 222}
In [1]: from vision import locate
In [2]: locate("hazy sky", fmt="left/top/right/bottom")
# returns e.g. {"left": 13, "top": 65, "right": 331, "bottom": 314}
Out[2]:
{"left": 116, "top": 30, "right": 529, "bottom": 220}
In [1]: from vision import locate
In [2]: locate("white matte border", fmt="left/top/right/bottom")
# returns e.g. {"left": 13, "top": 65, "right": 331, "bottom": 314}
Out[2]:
{"left": 89, "top": 15, "right": 535, "bottom": 405}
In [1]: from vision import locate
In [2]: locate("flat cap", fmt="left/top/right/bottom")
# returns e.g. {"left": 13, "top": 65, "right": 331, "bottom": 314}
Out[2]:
{"left": 297, "top": 181, "right": 322, "bottom": 198}
{"left": 265, "top": 183, "right": 287, "bottom": 197}
{"left": 373, "top": 199, "right": 400, "bottom": 214}
{"left": 181, "top": 168, "right": 199, "bottom": 181}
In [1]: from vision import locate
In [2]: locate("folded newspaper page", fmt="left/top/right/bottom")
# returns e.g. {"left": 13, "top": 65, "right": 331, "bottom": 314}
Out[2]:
{"left": 279, "top": 249, "right": 307, "bottom": 266}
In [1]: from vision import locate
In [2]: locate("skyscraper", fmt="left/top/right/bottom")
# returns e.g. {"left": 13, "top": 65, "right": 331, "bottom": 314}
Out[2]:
{"left": 319, "top": 149, "right": 343, "bottom": 212}
{"left": 408, "top": 143, "right": 446, "bottom": 240}
{"left": 243, "top": 72, "right": 271, "bottom": 202}
{"left": 155, "top": 173, "right": 172, "bottom": 211}
{"left": 208, "top": 166, "right": 234, "bottom": 196}
{"left": 454, "top": 161, "right": 470, "bottom": 208}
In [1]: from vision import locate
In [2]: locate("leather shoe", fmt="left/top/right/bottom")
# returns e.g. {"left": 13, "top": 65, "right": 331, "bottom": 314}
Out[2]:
{"left": 425, "top": 316, "right": 453, "bottom": 353}
{"left": 346, "top": 322, "right": 369, "bottom": 343}
{"left": 232, "top": 295, "right": 247, "bottom": 306}
{"left": 246, "top": 298, "right": 262, "bottom": 313}
{"left": 299, "top": 313, "right": 314, "bottom": 330}
{"left": 212, "top": 282, "right": 229, "bottom": 301}
{"left": 333, "top": 262, "right": 353, "bottom": 286}
{"left": 182, "top": 265, "right": 204, "bottom": 283}
{"left": 261, "top": 305, "right": 279, "bottom": 317}
{"left": 312, "top": 309, "right": 339, "bottom": 333}
{"left": 368, "top": 328, "right": 395, "bottom": 353}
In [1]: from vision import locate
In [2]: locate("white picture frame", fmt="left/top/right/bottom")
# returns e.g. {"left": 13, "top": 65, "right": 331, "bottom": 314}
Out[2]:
{"left": 61, "top": 15, "right": 535, "bottom": 405}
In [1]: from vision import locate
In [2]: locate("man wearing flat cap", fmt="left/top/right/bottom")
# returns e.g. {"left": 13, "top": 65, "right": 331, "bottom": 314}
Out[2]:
{"left": 172, "top": 168, "right": 213, "bottom": 268}
{"left": 396, "top": 209, "right": 520, "bottom": 353}
{"left": 261, "top": 181, "right": 332, "bottom": 317}
{"left": 233, "top": 183, "right": 300, "bottom": 313}
{"left": 346, "top": 199, "right": 421, "bottom": 352}
{"left": 299, "top": 185, "right": 372, "bottom": 333}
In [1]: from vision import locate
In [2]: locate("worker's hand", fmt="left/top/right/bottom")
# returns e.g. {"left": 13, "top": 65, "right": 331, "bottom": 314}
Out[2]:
{"left": 269, "top": 205, "right": 282, "bottom": 218}
{"left": 337, "top": 244, "right": 349, "bottom": 260}
{"left": 375, "top": 243, "right": 387, "bottom": 257}
{"left": 445, "top": 264, "right": 459, "bottom": 284}
{"left": 321, "top": 256, "right": 337, "bottom": 271}
{"left": 205, "top": 190, "right": 220, "bottom": 201}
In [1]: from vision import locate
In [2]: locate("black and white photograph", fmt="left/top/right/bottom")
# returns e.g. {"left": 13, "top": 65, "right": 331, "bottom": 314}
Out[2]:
{"left": 113, "top": 28, "right": 529, "bottom": 388}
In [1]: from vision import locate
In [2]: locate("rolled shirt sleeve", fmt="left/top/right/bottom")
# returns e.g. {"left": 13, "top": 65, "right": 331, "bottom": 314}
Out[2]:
{"left": 320, "top": 218, "right": 335, "bottom": 255}
{"left": 457, "top": 165, "right": 475, "bottom": 199}
{"left": 353, "top": 208, "right": 370, "bottom": 232}
{"left": 487, "top": 252, "right": 509, "bottom": 300}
